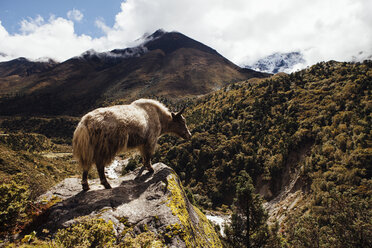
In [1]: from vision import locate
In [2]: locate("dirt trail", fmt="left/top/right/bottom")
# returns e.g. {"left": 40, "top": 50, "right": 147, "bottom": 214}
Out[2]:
{"left": 41, "top": 152, "right": 72, "bottom": 158}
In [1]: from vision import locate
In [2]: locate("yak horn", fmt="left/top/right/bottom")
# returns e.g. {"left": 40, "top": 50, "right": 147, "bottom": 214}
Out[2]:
{"left": 177, "top": 106, "right": 186, "bottom": 115}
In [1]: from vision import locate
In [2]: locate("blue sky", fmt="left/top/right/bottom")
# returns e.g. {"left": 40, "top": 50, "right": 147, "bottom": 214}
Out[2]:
{"left": 0, "top": 0, "right": 371, "bottom": 68}
{"left": 0, "top": 0, "right": 123, "bottom": 37}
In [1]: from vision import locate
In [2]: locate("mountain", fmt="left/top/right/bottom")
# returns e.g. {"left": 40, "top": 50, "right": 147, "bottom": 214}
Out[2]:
{"left": 0, "top": 57, "right": 58, "bottom": 78}
{"left": 245, "top": 52, "right": 306, "bottom": 74}
{"left": 0, "top": 30, "right": 269, "bottom": 116}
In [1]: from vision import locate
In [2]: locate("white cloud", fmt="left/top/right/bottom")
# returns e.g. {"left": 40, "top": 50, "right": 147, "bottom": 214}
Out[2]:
{"left": 19, "top": 15, "right": 45, "bottom": 34}
{"left": 0, "top": 16, "right": 99, "bottom": 61}
{"left": 67, "top": 8, "right": 83, "bottom": 22}
{"left": 0, "top": 0, "right": 371, "bottom": 68}
{"left": 95, "top": 17, "right": 110, "bottom": 34}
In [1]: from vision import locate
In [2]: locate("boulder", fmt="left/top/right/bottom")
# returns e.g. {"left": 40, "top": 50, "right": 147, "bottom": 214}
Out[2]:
{"left": 36, "top": 162, "right": 222, "bottom": 248}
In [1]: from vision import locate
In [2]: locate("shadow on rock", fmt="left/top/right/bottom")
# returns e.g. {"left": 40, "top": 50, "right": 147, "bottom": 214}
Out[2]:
{"left": 30, "top": 165, "right": 173, "bottom": 235}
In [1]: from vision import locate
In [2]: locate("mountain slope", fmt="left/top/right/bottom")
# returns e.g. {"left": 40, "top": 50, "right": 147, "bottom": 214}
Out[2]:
{"left": 0, "top": 30, "right": 268, "bottom": 116}
{"left": 153, "top": 60, "right": 371, "bottom": 245}
{"left": 0, "top": 57, "right": 57, "bottom": 78}
{"left": 155, "top": 60, "right": 371, "bottom": 204}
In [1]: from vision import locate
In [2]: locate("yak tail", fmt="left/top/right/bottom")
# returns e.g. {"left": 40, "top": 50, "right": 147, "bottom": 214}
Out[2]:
{"left": 72, "top": 123, "right": 93, "bottom": 171}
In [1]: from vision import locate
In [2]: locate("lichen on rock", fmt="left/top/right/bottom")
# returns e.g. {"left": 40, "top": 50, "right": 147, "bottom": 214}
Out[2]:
{"left": 166, "top": 173, "right": 222, "bottom": 248}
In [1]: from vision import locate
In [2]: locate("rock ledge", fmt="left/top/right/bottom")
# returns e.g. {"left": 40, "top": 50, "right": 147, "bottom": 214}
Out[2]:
{"left": 36, "top": 162, "right": 222, "bottom": 248}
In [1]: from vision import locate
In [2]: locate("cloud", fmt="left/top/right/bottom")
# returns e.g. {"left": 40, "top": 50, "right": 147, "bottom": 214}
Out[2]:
{"left": 0, "top": 0, "right": 371, "bottom": 68}
{"left": 67, "top": 8, "right": 84, "bottom": 22}
{"left": 109, "top": 0, "right": 372, "bottom": 67}
{"left": 0, "top": 16, "right": 99, "bottom": 61}
{"left": 95, "top": 17, "right": 111, "bottom": 34}
{"left": 19, "top": 15, "right": 45, "bottom": 34}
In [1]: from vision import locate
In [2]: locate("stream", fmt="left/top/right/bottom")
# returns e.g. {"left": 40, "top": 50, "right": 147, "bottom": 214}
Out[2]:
{"left": 206, "top": 214, "right": 230, "bottom": 236}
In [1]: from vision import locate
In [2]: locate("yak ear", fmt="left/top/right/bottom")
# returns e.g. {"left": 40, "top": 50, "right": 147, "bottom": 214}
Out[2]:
{"left": 176, "top": 106, "right": 186, "bottom": 116}
{"left": 171, "top": 112, "right": 177, "bottom": 119}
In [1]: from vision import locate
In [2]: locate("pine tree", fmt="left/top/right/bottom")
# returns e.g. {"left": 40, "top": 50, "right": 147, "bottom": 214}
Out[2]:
{"left": 225, "top": 170, "right": 270, "bottom": 248}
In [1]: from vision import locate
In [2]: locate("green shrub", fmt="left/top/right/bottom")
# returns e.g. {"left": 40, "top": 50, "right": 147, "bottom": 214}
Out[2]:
{"left": 0, "top": 133, "right": 52, "bottom": 152}
{"left": 122, "top": 155, "right": 141, "bottom": 175}
{"left": 54, "top": 217, "right": 116, "bottom": 248}
{"left": 123, "top": 231, "right": 164, "bottom": 248}
{"left": 0, "top": 180, "right": 30, "bottom": 234}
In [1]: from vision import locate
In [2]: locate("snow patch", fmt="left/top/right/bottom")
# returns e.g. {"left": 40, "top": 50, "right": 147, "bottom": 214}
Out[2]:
{"left": 76, "top": 46, "right": 148, "bottom": 62}
{"left": 74, "top": 30, "right": 168, "bottom": 62}
{"left": 245, "top": 52, "right": 306, "bottom": 74}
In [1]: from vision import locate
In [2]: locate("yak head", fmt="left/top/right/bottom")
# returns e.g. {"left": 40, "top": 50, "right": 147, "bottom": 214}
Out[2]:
{"left": 170, "top": 106, "right": 192, "bottom": 140}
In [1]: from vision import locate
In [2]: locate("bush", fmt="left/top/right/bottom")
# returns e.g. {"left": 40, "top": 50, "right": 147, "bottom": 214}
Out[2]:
{"left": 122, "top": 155, "right": 141, "bottom": 175}
{"left": 54, "top": 217, "right": 116, "bottom": 248}
{"left": 123, "top": 231, "right": 164, "bottom": 248}
{"left": 0, "top": 180, "right": 30, "bottom": 234}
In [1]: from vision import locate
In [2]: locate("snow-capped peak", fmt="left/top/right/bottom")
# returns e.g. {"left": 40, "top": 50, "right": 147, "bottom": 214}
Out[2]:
{"left": 245, "top": 52, "right": 306, "bottom": 74}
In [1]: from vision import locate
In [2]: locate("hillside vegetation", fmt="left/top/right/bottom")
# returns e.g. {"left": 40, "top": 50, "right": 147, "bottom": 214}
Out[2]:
{"left": 0, "top": 131, "right": 80, "bottom": 238}
{"left": 0, "top": 60, "right": 370, "bottom": 247}
{"left": 153, "top": 60, "right": 371, "bottom": 246}
{"left": 0, "top": 115, "right": 80, "bottom": 199}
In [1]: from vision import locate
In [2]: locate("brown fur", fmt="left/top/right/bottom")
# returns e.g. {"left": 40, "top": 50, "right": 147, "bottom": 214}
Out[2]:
{"left": 72, "top": 99, "right": 191, "bottom": 190}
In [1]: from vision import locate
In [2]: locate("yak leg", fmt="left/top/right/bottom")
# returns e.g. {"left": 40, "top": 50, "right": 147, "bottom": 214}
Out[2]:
{"left": 97, "top": 163, "right": 112, "bottom": 189}
{"left": 82, "top": 170, "right": 90, "bottom": 191}
{"left": 81, "top": 161, "right": 92, "bottom": 191}
{"left": 143, "top": 154, "right": 154, "bottom": 173}
{"left": 141, "top": 144, "right": 155, "bottom": 173}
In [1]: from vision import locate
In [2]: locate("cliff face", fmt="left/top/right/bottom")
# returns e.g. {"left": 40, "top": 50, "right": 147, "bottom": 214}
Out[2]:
{"left": 35, "top": 162, "right": 222, "bottom": 248}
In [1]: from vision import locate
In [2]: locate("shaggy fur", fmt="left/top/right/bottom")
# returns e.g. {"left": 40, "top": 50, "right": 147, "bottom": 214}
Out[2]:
{"left": 73, "top": 99, "right": 191, "bottom": 190}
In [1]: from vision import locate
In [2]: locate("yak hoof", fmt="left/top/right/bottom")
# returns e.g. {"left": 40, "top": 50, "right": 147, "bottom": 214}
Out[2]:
{"left": 82, "top": 183, "right": 90, "bottom": 191}
{"left": 103, "top": 182, "right": 112, "bottom": 189}
{"left": 147, "top": 166, "right": 154, "bottom": 173}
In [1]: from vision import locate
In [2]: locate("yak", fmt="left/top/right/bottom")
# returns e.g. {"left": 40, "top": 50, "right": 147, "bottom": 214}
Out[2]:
{"left": 72, "top": 99, "right": 192, "bottom": 191}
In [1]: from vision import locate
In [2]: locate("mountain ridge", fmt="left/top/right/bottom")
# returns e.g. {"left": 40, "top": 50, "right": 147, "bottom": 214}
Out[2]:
{"left": 0, "top": 30, "right": 269, "bottom": 116}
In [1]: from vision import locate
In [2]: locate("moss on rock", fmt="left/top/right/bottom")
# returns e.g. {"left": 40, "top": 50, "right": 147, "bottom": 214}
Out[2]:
{"left": 122, "top": 230, "right": 164, "bottom": 248}
{"left": 166, "top": 173, "right": 222, "bottom": 248}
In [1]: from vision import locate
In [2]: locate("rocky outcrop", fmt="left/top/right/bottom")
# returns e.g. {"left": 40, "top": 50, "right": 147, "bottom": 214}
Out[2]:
{"left": 36, "top": 162, "right": 222, "bottom": 248}
{"left": 262, "top": 140, "right": 313, "bottom": 224}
